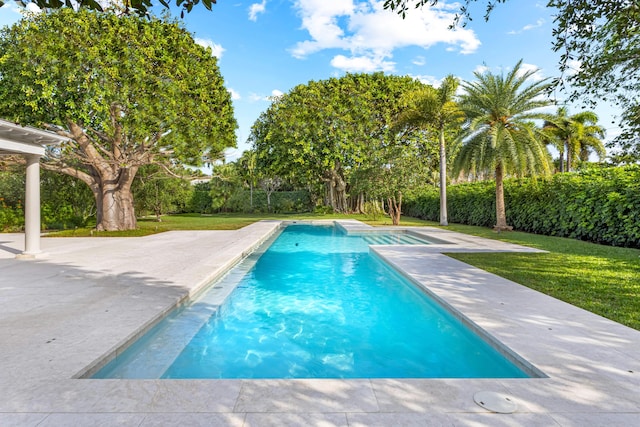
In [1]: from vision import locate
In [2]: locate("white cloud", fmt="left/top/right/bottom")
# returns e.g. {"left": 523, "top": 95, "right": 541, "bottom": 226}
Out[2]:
{"left": 508, "top": 18, "right": 545, "bottom": 35}
{"left": 331, "top": 54, "right": 395, "bottom": 72}
{"left": 473, "top": 65, "right": 489, "bottom": 75}
{"left": 517, "top": 62, "right": 544, "bottom": 81}
{"left": 248, "top": 90, "right": 283, "bottom": 102}
{"left": 412, "top": 56, "right": 426, "bottom": 66}
{"left": 25, "top": 3, "right": 42, "bottom": 13}
{"left": 411, "top": 74, "right": 442, "bottom": 87}
{"left": 290, "top": 0, "right": 480, "bottom": 72}
{"left": 228, "top": 88, "right": 241, "bottom": 100}
{"left": 2, "top": 1, "right": 40, "bottom": 14}
{"left": 465, "top": 63, "right": 549, "bottom": 105}
{"left": 473, "top": 63, "right": 545, "bottom": 82}
{"left": 248, "top": 0, "right": 267, "bottom": 21}
{"left": 290, "top": 0, "right": 355, "bottom": 58}
{"left": 566, "top": 59, "right": 582, "bottom": 76}
{"left": 195, "top": 38, "right": 225, "bottom": 58}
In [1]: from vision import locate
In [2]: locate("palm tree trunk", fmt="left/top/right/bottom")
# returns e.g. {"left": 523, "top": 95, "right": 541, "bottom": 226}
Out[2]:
{"left": 249, "top": 182, "right": 253, "bottom": 211}
{"left": 494, "top": 163, "right": 512, "bottom": 232}
{"left": 439, "top": 129, "right": 448, "bottom": 226}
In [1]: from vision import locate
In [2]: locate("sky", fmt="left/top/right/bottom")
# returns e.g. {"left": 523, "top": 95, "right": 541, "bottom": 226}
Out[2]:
{"left": 0, "top": 0, "right": 622, "bottom": 163}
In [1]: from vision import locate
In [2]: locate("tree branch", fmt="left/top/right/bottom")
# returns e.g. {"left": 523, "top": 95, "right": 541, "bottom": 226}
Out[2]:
{"left": 66, "top": 120, "right": 112, "bottom": 178}
{"left": 110, "top": 102, "right": 124, "bottom": 162}
{"left": 40, "top": 160, "right": 96, "bottom": 190}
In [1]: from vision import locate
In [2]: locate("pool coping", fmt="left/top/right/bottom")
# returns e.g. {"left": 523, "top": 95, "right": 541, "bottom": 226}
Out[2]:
{"left": 1, "top": 220, "right": 639, "bottom": 426}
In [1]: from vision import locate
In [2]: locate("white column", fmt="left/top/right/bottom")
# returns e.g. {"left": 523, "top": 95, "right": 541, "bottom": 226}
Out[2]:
{"left": 22, "top": 154, "right": 41, "bottom": 257}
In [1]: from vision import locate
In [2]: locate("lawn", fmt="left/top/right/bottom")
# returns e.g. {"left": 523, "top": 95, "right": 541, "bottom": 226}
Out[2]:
{"left": 47, "top": 212, "right": 432, "bottom": 237}
{"left": 441, "top": 224, "right": 640, "bottom": 331}
{"left": 47, "top": 213, "right": 640, "bottom": 331}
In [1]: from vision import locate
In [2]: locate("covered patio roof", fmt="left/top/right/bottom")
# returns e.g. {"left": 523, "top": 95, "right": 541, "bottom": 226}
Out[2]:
{"left": 0, "top": 118, "right": 69, "bottom": 258}
{"left": 0, "top": 118, "right": 67, "bottom": 155}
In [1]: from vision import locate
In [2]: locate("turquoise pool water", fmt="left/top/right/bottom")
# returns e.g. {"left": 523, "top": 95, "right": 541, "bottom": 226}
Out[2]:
{"left": 94, "top": 224, "right": 529, "bottom": 379}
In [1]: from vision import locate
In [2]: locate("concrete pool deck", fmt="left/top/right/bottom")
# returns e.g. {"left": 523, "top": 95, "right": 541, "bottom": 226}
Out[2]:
{"left": 0, "top": 220, "right": 638, "bottom": 426}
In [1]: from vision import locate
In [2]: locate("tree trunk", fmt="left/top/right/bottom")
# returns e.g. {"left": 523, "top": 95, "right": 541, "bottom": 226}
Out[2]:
{"left": 494, "top": 163, "right": 512, "bottom": 232}
{"left": 154, "top": 183, "right": 162, "bottom": 221}
{"left": 438, "top": 129, "right": 448, "bottom": 226}
{"left": 325, "top": 169, "right": 348, "bottom": 213}
{"left": 53, "top": 120, "right": 142, "bottom": 231}
{"left": 95, "top": 167, "right": 138, "bottom": 231}
{"left": 42, "top": 161, "right": 139, "bottom": 231}
{"left": 558, "top": 150, "right": 565, "bottom": 173}
{"left": 351, "top": 193, "right": 365, "bottom": 214}
{"left": 249, "top": 182, "right": 254, "bottom": 211}
{"left": 566, "top": 143, "right": 572, "bottom": 172}
{"left": 387, "top": 192, "right": 402, "bottom": 226}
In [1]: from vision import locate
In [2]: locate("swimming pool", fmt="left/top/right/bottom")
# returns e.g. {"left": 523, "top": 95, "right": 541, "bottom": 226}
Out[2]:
{"left": 94, "top": 224, "right": 532, "bottom": 379}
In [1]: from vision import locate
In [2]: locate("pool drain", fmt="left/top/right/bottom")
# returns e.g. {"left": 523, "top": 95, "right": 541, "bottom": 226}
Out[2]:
{"left": 473, "top": 391, "right": 517, "bottom": 413}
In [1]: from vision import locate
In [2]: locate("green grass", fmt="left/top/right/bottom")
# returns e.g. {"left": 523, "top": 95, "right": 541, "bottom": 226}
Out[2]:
{"left": 440, "top": 224, "right": 640, "bottom": 331}
{"left": 46, "top": 213, "right": 640, "bottom": 331}
{"left": 46, "top": 212, "right": 433, "bottom": 237}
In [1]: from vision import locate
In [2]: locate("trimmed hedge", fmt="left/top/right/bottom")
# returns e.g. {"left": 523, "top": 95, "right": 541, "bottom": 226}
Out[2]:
{"left": 404, "top": 166, "right": 640, "bottom": 248}
{"left": 226, "top": 190, "right": 312, "bottom": 213}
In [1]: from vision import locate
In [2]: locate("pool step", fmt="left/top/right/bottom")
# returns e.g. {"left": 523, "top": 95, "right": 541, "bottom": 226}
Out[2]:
{"left": 362, "top": 233, "right": 427, "bottom": 245}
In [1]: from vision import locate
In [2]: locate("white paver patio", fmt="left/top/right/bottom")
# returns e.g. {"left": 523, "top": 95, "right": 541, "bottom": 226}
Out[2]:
{"left": 0, "top": 220, "right": 638, "bottom": 426}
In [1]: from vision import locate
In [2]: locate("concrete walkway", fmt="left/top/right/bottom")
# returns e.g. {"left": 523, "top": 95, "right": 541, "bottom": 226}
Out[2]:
{"left": 0, "top": 221, "right": 638, "bottom": 426}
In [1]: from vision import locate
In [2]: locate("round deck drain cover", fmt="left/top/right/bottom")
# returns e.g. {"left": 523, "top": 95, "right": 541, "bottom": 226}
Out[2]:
{"left": 473, "top": 391, "right": 517, "bottom": 413}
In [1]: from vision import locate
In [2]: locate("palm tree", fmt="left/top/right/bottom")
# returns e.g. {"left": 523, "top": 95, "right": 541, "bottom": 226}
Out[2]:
{"left": 544, "top": 107, "right": 606, "bottom": 172}
{"left": 395, "top": 75, "right": 464, "bottom": 225}
{"left": 455, "top": 60, "right": 553, "bottom": 231}
{"left": 578, "top": 126, "right": 606, "bottom": 162}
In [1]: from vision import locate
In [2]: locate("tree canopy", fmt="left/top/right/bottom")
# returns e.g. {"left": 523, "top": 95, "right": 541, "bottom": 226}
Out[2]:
{"left": 383, "top": 0, "right": 506, "bottom": 23}
{"left": 552, "top": 1, "right": 640, "bottom": 157}
{"left": 543, "top": 107, "right": 606, "bottom": 173}
{"left": 0, "top": 9, "right": 237, "bottom": 230}
{"left": 249, "top": 72, "right": 427, "bottom": 214}
{"left": 384, "top": 0, "right": 640, "bottom": 158}
{"left": 2, "top": 0, "right": 216, "bottom": 17}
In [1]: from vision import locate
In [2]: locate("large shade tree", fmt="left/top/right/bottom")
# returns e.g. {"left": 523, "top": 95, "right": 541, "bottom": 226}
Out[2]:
{"left": 0, "top": 9, "right": 237, "bottom": 230}
{"left": 394, "top": 75, "right": 464, "bottom": 226}
{"left": 455, "top": 60, "right": 553, "bottom": 231}
{"left": 2, "top": 0, "right": 217, "bottom": 17}
{"left": 249, "top": 73, "right": 424, "bottom": 213}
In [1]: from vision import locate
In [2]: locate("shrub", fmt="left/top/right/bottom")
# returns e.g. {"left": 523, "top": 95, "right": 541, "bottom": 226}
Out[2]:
{"left": 0, "top": 199, "right": 23, "bottom": 231}
{"left": 363, "top": 200, "right": 385, "bottom": 221}
{"left": 0, "top": 168, "right": 95, "bottom": 231}
{"left": 226, "top": 190, "right": 312, "bottom": 213}
{"left": 405, "top": 165, "right": 640, "bottom": 248}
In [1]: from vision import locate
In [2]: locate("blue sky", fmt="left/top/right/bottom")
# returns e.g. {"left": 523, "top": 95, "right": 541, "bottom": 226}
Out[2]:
{"left": 1, "top": 1, "right": 621, "bottom": 162}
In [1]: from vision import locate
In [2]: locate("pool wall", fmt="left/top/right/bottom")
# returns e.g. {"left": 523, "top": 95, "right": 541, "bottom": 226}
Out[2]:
{"left": 5, "top": 221, "right": 640, "bottom": 423}
{"left": 87, "top": 220, "right": 545, "bottom": 380}
{"left": 370, "top": 247, "right": 547, "bottom": 379}
{"left": 76, "top": 221, "right": 283, "bottom": 379}
{"left": 335, "top": 221, "right": 455, "bottom": 245}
